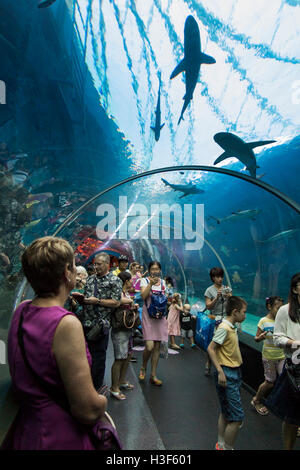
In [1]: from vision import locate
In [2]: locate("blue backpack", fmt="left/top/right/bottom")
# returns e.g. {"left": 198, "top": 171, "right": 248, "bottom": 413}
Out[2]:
{"left": 145, "top": 279, "right": 168, "bottom": 319}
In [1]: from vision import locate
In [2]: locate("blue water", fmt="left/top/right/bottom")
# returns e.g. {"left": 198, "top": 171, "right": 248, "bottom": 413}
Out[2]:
{"left": 0, "top": 0, "right": 300, "bottom": 337}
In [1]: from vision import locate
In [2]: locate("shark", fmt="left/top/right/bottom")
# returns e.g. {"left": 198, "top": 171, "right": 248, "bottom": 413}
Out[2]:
{"left": 256, "top": 229, "right": 300, "bottom": 244}
{"left": 213, "top": 132, "right": 276, "bottom": 178}
{"left": 209, "top": 209, "right": 261, "bottom": 224}
{"left": 170, "top": 15, "right": 216, "bottom": 125}
{"left": 151, "top": 82, "right": 165, "bottom": 142}
{"left": 38, "top": 0, "right": 57, "bottom": 7}
{"left": 161, "top": 178, "right": 204, "bottom": 198}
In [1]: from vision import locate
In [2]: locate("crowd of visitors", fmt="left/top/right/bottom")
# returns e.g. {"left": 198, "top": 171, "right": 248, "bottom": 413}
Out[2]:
{"left": 1, "top": 233, "right": 300, "bottom": 450}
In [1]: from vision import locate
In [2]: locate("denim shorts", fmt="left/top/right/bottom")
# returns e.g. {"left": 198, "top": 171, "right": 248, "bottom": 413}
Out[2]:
{"left": 214, "top": 366, "right": 244, "bottom": 422}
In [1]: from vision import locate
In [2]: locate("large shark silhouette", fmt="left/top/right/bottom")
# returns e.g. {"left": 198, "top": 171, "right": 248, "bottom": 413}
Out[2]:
{"left": 151, "top": 82, "right": 165, "bottom": 142}
{"left": 161, "top": 178, "right": 204, "bottom": 198}
{"left": 170, "top": 15, "right": 216, "bottom": 125}
{"left": 213, "top": 132, "right": 276, "bottom": 178}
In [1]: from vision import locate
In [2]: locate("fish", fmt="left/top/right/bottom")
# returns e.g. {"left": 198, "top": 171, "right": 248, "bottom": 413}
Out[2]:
{"left": 209, "top": 209, "right": 261, "bottom": 224}
{"left": 170, "top": 15, "right": 216, "bottom": 125}
{"left": 220, "top": 245, "right": 230, "bottom": 257}
{"left": 161, "top": 178, "right": 205, "bottom": 198}
{"left": 232, "top": 271, "right": 242, "bottom": 283}
{"left": 24, "top": 219, "right": 42, "bottom": 229}
{"left": 151, "top": 81, "right": 165, "bottom": 142}
{"left": 256, "top": 229, "right": 300, "bottom": 244}
{"left": 38, "top": 0, "right": 57, "bottom": 8}
{"left": 213, "top": 132, "right": 276, "bottom": 178}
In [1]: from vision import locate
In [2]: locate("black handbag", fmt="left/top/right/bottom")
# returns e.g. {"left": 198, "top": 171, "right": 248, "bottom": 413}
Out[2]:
{"left": 285, "top": 358, "right": 300, "bottom": 400}
{"left": 86, "top": 278, "right": 110, "bottom": 341}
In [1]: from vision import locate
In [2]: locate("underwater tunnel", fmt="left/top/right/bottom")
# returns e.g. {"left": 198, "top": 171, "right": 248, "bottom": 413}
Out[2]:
{"left": 0, "top": 0, "right": 300, "bottom": 450}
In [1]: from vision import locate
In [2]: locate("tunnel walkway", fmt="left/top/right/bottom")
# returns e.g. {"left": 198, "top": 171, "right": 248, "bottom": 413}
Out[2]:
{"left": 104, "top": 339, "right": 300, "bottom": 451}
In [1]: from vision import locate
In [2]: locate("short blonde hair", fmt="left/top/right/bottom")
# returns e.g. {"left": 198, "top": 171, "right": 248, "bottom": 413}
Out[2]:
{"left": 129, "top": 262, "right": 139, "bottom": 271}
{"left": 76, "top": 266, "right": 88, "bottom": 277}
{"left": 22, "top": 236, "right": 74, "bottom": 297}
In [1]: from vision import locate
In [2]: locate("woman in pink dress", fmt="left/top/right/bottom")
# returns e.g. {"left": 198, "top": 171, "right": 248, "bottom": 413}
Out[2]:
{"left": 138, "top": 261, "right": 168, "bottom": 386}
{"left": 168, "top": 293, "right": 183, "bottom": 350}
{"left": 1, "top": 236, "right": 107, "bottom": 450}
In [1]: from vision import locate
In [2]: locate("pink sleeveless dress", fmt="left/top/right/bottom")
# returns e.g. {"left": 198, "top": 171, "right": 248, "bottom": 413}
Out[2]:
{"left": 167, "top": 304, "right": 181, "bottom": 336}
{"left": 140, "top": 279, "right": 168, "bottom": 342}
{"left": 2, "top": 301, "right": 95, "bottom": 450}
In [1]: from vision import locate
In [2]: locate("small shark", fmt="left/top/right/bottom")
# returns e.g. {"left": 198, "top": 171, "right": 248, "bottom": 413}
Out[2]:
{"left": 170, "top": 15, "right": 216, "bottom": 125}
{"left": 151, "top": 82, "right": 165, "bottom": 142}
{"left": 213, "top": 132, "right": 275, "bottom": 178}
{"left": 209, "top": 209, "right": 261, "bottom": 224}
{"left": 161, "top": 178, "right": 204, "bottom": 198}
{"left": 256, "top": 229, "right": 300, "bottom": 244}
{"left": 38, "top": 0, "right": 57, "bottom": 7}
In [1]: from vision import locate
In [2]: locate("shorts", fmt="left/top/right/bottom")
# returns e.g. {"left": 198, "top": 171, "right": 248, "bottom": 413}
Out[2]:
{"left": 181, "top": 328, "right": 193, "bottom": 338}
{"left": 214, "top": 366, "right": 244, "bottom": 422}
{"left": 111, "top": 329, "right": 133, "bottom": 360}
{"left": 262, "top": 358, "right": 285, "bottom": 383}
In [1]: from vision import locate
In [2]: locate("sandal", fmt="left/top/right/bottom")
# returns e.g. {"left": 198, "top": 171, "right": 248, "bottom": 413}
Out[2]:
{"left": 110, "top": 390, "right": 126, "bottom": 400}
{"left": 170, "top": 344, "right": 181, "bottom": 350}
{"left": 251, "top": 398, "right": 269, "bottom": 416}
{"left": 149, "top": 376, "right": 163, "bottom": 386}
{"left": 139, "top": 367, "right": 146, "bottom": 381}
{"left": 119, "top": 383, "right": 134, "bottom": 390}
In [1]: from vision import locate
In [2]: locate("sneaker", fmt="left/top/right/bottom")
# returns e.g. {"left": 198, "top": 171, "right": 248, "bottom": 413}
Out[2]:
{"left": 190, "top": 343, "right": 196, "bottom": 348}
{"left": 215, "top": 442, "right": 224, "bottom": 450}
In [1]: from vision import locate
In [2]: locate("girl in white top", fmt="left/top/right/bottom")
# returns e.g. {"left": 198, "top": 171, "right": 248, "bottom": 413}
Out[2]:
{"left": 138, "top": 261, "right": 168, "bottom": 386}
{"left": 266, "top": 272, "right": 300, "bottom": 450}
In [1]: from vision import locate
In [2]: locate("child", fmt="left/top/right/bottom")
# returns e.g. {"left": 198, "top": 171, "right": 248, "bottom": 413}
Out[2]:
{"left": 207, "top": 296, "right": 247, "bottom": 450}
{"left": 179, "top": 304, "right": 196, "bottom": 348}
{"left": 251, "top": 296, "right": 284, "bottom": 415}
{"left": 168, "top": 293, "right": 183, "bottom": 350}
{"left": 204, "top": 267, "right": 232, "bottom": 376}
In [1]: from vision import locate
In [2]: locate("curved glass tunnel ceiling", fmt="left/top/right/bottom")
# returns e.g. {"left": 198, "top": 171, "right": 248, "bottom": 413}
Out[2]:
{"left": 40, "top": 167, "right": 300, "bottom": 335}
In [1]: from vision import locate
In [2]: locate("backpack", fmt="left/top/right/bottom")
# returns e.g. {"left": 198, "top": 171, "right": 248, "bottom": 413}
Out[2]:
{"left": 145, "top": 278, "right": 168, "bottom": 319}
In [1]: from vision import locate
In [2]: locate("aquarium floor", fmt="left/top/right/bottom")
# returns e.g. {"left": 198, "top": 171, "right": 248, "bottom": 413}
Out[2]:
{"left": 104, "top": 339, "right": 300, "bottom": 451}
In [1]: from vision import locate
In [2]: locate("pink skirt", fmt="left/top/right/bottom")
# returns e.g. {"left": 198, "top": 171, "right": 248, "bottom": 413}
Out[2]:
{"left": 167, "top": 305, "right": 181, "bottom": 336}
{"left": 142, "top": 303, "right": 168, "bottom": 342}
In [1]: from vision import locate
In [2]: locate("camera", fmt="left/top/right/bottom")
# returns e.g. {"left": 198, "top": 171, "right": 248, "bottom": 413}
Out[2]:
{"left": 222, "top": 286, "right": 232, "bottom": 295}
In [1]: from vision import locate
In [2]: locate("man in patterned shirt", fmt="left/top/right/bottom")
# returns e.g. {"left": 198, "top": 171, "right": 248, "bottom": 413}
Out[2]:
{"left": 80, "top": 252, "right": 122, "bottom": 390}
